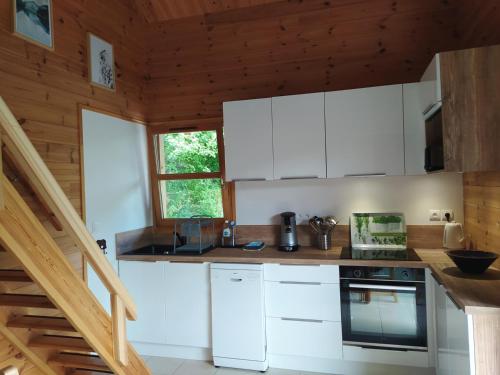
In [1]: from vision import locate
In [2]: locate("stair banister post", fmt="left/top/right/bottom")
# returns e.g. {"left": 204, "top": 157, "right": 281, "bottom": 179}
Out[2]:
{"left": 111, "top": 293, "right": 129, "bottom": 366}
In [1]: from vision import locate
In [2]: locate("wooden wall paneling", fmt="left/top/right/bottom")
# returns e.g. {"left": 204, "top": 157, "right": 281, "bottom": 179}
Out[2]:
{"left": 440, "top": 45, "right": 500, "bottom": 172}
{"left": 463, "top": 172, "right": 500, "bottom": 267}
{"left": 143, "top": 0, "right": 464, "bottom": 122}
{"left": 0, "top": 0, "right": 147, "bottom": 370}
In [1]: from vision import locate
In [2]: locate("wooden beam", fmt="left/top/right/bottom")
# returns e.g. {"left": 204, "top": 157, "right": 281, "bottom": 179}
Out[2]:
{"left": 111, "top": 294, "right": 128, "bottom": 366}
{"left": 0, "top": 97, "right": 137, "bottom": 321}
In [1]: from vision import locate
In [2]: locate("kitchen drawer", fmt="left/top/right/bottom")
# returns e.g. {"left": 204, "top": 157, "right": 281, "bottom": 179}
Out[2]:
{"left": 264, "top": 264, "right": 339, "bottom": 283}
{"left": 267, "top": 317, "right": 342, "bottom": 359}
{"left": 265, "top": 282, "right": 341, "bottom": 321}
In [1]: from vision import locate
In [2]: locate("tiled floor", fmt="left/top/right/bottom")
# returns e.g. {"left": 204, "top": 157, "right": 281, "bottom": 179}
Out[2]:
{"left": 143, "top": 356, "right": 330, "bottom": 375}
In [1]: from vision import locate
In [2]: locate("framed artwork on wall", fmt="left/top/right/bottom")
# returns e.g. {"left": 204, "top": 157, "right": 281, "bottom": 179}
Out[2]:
{"left": 12, "top": 0, "right": 54, "bottom": 50}
{"left": 88, "top": 32, "right": 116, "bottom": 91}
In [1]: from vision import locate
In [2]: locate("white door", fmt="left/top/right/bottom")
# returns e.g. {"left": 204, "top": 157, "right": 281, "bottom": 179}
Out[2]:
{"left": 164, "top": 262, "right": 211, "bottom": 348}
{"left": 404, "top": 83, "right": 426, "bottom": 175}
{"left": 223, "top": 98, "right": 274, "bottom": 181}
{"left": 82, "top": 110, "right": 152, "bottom": 312}
{"left": 325, "top": 84, "right": 405, "bottom": 178}
{"left": 119, "top": 261, "right": 167, "bottom": 344}
{"left": 272, "top": 93, "right": 326, "bottom": 179}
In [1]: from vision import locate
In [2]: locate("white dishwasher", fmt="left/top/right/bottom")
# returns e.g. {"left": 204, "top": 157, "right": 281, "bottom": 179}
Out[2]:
{"left": 210, "top": 263, "right": 268, "bottom": 371}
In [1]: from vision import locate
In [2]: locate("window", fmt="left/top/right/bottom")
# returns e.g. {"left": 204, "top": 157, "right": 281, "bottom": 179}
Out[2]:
{"left": 149, "top": 124, "right": 232, "bottom": 224}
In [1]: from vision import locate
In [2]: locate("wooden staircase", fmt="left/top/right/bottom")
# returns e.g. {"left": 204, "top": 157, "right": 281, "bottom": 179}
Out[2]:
{"left": 0, "top": 98, "right": 151, "bottom": 375}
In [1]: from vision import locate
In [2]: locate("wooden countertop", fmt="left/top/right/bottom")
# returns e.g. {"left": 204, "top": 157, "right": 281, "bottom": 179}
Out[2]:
{"left": 118, "top": 246, "right": 500, "bottom": 315}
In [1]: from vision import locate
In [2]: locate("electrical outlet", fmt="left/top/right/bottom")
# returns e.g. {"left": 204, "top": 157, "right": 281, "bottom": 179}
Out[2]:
{"left": 429, "top": 209, "right": 441, "bottom": 222}
{"left": 441, "top": 209, "right": 454, "bottom": 222}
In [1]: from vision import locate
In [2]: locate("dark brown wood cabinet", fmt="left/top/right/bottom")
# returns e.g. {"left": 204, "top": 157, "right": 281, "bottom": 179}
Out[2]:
{"left": 440, "top": 45, "right": 500, "bottom": 172}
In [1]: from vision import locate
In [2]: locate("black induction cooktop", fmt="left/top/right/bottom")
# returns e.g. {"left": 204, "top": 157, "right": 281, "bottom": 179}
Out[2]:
{"left": 340, "top": 247, "right": 421, "bottom": 261}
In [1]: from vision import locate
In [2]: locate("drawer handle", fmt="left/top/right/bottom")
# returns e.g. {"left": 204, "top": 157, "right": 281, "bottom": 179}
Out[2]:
{"left": 281, "top": 318, "right": 323, "bottom": 323}
{"left": 230, "top": 278, "right": 243, "bottom": 282}
{"left": 279, "top": 281, "right": 321, "bottom": 285}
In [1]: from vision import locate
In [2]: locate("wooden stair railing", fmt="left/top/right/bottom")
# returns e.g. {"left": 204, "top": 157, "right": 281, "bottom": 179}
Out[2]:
{"left": 0, "top": 97, "right": 150, "bottom": 374}
{"left": 0, "top": 171, "right": 149, "bottom": 374}
{"left": 0, "top": 97, "right": 136, "bottom": 321}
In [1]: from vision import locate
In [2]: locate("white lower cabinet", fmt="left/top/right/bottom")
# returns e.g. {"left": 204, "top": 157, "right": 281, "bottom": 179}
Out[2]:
{"left": 267, "top": 318, "right": 342, "bottom": 359}
{"left": 265, "top": 282, "right": 341, "bottom": 321}
{"left": 119, "top": 260, "right": 211, "bottom": 357}
{"left": 433, "top": 277, "right": 473, "bottom": 375}
{"left": 119, "top": 261, "right": 167, "bottom": 344}
{"left": 264, "top": 264, "right": 343, "bottom": 371}
{"left": 165, "top": 262, "right": 211, "bottom": 348}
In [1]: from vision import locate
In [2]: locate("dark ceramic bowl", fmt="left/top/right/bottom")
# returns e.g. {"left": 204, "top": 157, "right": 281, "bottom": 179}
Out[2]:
{"left": 446, "top": 250, "right": 498, "bottom": 274}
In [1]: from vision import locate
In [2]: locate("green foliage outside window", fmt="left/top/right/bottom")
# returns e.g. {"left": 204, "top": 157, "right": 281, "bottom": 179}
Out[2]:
{"left": 160, "top": 131, "right": 223, "bottom": 218}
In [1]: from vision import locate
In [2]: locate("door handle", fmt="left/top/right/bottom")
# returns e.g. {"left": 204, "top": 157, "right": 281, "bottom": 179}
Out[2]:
{"left": 281, "top": 318, "right": 323, "bottom": 323}
{"left": 280, "top": 176, "right": 319, "bottom": 180}
{"left": 279, "top": 281, "right": 321, "bottom": 285}
{"left": 344, "top": 173, "right": 387, "bottom": 178}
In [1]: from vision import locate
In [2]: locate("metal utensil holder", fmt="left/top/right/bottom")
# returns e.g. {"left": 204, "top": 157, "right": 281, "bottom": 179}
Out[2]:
{"left": 317, "top": 232, "right": 333, "bottom": 250}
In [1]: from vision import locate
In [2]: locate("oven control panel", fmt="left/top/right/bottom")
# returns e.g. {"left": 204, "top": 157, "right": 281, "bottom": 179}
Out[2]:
{"left": 340, "top": 266, "right": 425, "bottom": 282}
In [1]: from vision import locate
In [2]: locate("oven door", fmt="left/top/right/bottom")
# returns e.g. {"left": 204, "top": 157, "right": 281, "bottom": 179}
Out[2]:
{"left": 341, "top": 279, "right": 427, "bottom": 350}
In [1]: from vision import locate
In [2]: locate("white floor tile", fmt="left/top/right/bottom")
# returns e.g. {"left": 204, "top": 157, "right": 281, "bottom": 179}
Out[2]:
{"left": 174, "top": 359, "right": 217, "bottom": 375}
{"left": 214, "top": 367, "right": 261, "bottom": 374}
{"left": 144, "top": 355, "right": 184, "bottom": 375}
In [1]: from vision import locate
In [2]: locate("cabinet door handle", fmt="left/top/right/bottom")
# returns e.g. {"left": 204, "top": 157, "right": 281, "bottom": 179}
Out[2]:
{"left": 281, "top": 318, "right": 323, "bottom": 323}
{"left": 279, "top": 281, "right": 321, "bottom": 285}
{"left": 233, "top": 178, "right": 266, "bottom": 182}
{"left": 280, "top": 176, "right": 319, "bottom": 180}
{"left": 344, "top": 173, "right": 387, "bottom": 178}
{"left": 445, "top": 291, "right": 463, "bottom": 311}
{"left": 230, "top": 278, "right": 243, "bottom": 282}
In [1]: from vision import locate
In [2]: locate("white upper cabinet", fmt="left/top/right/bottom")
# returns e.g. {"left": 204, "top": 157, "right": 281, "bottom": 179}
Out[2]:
{"left": 272, "top": 93, "right": 326, "bottom": 179}
{"left": 223, "top": 98, "right": 274, "bottom": 181}
{"left": 419, "top": 54, "right": 442, "bottom": 119}
{"left": 325, "top": 84, "right": 405, "bottom": 178}
{"left": 404, "top": 83, "right": 426, "bottom": 175}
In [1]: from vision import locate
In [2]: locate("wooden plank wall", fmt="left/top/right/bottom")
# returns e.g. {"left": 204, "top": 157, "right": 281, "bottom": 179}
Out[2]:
{"left": 0, "top": 0, "right": 146, "bottom": 371}
{"left": 142, "top": 0, "right": 465, "bottom": 122}
{"left": 463, "top": 172, "right": 500, "bottom": 267}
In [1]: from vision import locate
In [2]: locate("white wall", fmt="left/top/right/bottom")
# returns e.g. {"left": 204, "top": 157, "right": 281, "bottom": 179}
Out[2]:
{"left": 236, "top": 173, "right": 463, "bottom": 225}
{"left": 82, "top": 109, "right": 152, "bottom": 311}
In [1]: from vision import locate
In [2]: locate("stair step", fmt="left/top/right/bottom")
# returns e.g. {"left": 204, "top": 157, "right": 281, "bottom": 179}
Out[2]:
{"left": 48, "top": 354, "right": 109, "bottom": 372}
{"left": 7, "top": 315, "right": 76, "bottom": 332}
{"left": 29, "top": 335, "right": 92, "bottom": 352}
{"left": 0, "top": 294, "right": 55, "bottom": 309}
{"left": 0, "top": 270, "right": 32, "bottom": 282}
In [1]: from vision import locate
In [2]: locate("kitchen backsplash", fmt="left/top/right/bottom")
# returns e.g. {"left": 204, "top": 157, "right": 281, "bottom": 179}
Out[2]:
{"left": 236, "top": 173, "right": 463, "bottom": 225}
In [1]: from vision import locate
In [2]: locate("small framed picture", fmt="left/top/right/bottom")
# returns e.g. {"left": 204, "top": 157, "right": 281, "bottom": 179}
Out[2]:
{"left": 88, "top": 33, "right": 116, "bottom": 91}
{"left": 12, "top": 0, "right": 54, "bottom": 50}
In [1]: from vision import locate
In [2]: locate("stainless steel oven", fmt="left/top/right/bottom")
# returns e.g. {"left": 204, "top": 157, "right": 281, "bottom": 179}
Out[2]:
{"left": 340, "top": 266, "right": 427, "bottom": 350}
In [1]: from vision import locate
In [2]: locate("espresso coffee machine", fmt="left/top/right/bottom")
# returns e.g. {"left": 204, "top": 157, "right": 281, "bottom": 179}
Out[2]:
{"left": 279, "top": 212, "right": 299, "bottom": 251}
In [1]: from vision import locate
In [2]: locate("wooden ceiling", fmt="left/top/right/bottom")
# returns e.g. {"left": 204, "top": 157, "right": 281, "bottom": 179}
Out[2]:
{"left": 138, "top": 0, "right": 500, "bottom": 122}
{"left": 134, "top": 0, "right": 282, "bottom": 22}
